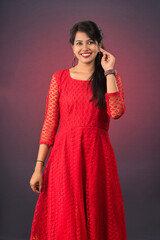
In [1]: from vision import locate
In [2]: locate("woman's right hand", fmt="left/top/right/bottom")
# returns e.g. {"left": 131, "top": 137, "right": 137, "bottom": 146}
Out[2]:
{"left": 30, "top": 164, "right": 43, "bottom": 194}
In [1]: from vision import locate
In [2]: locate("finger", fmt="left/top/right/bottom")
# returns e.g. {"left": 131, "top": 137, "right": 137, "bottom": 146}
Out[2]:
{"left": 31, "top": 185, "right": 37, "bottom": 193}
{"left": 100, "top": 50, "right": 109, "bottom": 59}
{"left": 100, "top": 47, "right": 108, "bottom": 53}
{"left": 31, "top": 184, "right": 39, "bottom": 194}
{"left": 100, "top": 48, "right": 112, "bottom": 56}
{"left": 35, "top": 190, "right": 40, "bottom": 194}
{"left": 35, "top": 182, "right": 43, "bottom": 193}
{"left": 34, "top": 188, "right": 40, "bottom": 194}
{"left": 100, "top": 48, "right": 106, "bottom": 55}
{"left": 32, "top": 186, "right": 40, "bottom": 194}
{"left": 100, "top": 47, "right": 105, "bottom": 52}
{"left": 39, "top": 183, "right": 43, "bottom": 193}
{"left": 101, "top": 54, "right": 108, "bottom": 61}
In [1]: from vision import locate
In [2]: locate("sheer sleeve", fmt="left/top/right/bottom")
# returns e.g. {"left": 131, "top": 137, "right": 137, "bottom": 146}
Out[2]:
{"left": 39, "top": 73, "right": 60, "bottom": 147}
{"left": 105, "top": 73, "right": 126, "bottom": 119}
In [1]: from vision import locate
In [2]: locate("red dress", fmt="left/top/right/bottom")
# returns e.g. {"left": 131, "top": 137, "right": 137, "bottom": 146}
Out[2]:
{"left": 30, "top": 69, "right": 127, "bottom": 240}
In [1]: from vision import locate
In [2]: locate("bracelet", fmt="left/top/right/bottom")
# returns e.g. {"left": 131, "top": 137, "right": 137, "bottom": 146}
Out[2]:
{"left": 37, "top": 160, "right": 44, "bottom": 166}
{"left": 104, "top": 69, "right": 117, "bottom": 77}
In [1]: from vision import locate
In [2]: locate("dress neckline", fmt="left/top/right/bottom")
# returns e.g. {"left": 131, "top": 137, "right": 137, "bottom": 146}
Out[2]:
{"left": 67, "top": 69, "right": 92, "bottom": 82}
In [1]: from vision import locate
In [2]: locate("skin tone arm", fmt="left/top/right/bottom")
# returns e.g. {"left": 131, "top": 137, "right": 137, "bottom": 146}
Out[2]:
{"left": 35, "top": 144, "right": 50, "bottom": 170}
{"left": 105, "top": 74, "right": 118, "bottom": 93}
{"left": 99, "top": 47, "right": 119, "bottom": 93}
{"left": 30, "top": 144, "right": 50, "bottom": 194}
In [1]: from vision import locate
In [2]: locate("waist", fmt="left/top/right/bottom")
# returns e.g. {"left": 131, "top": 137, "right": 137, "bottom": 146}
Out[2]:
{"left": 58, "top": 124, "right": 109, "bottom": 134}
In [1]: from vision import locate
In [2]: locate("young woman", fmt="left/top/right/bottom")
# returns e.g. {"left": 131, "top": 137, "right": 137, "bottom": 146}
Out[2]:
{"left": 29, "top": 20, "right": 127, "bottom": 240}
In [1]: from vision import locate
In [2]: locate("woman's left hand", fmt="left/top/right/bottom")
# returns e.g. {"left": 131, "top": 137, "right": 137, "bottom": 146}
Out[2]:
{"left": 100, "top": 47, "right": 115, "bottom": 71}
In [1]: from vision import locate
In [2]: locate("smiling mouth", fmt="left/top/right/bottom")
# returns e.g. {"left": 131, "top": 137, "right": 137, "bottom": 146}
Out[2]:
{"left": 81, "top": 53, "right": 92, "bottom": 57}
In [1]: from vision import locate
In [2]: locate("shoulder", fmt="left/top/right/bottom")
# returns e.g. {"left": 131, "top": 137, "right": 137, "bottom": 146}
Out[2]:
{"left": 52, "top": 69, "right": 68, "bottom": 79}
{"left": 49, "top": 69, "right": 69, "bottom": 92}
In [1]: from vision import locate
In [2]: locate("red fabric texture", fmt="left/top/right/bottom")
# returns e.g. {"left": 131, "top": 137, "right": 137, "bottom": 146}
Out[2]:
{"left": 30, "top": 69, "right": 127, "bottom": 240}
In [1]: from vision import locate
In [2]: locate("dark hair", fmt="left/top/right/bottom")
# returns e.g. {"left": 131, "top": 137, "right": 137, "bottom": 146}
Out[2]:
{"left": 69, "top": 20, "right": 107, "bottom": 108}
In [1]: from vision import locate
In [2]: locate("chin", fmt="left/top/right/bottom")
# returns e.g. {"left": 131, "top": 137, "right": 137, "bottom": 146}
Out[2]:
{"left": 79, "top": 58, "right": 95, "bottom": 64}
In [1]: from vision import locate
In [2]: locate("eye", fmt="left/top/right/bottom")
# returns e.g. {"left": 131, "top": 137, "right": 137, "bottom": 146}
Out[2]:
{"left": 76, "top": 42, "right": 82, "bottom": 45}
{"left": 88, "top": 41, "right": 94, "bottom": 44}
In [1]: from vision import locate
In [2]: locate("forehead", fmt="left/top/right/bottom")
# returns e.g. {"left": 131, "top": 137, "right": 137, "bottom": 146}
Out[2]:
{"left": 74, "top": 31, "right": 91, "bottom": 40}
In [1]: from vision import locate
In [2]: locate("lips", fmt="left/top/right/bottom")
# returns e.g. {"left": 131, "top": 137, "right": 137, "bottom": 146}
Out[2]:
{"left": 81, "top": 52, "right": 92, "bottom": 58}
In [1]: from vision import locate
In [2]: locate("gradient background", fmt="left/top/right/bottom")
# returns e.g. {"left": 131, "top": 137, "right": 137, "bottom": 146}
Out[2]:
{"left": 1, "top": 0, "right": 160, "bottom": 239}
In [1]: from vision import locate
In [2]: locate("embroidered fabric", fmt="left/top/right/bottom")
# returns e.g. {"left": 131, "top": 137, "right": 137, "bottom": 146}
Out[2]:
{"left": 30, "top": 69, "right": 127, "bottom": 239}
{"left": 39, "top": 72, "right": 125, "bottom": 147}
{"left": 105, "top": 73, "right": 125, "bottom": 119}
{"left": 39, "top": 73, "right": 60, "bottom": 147}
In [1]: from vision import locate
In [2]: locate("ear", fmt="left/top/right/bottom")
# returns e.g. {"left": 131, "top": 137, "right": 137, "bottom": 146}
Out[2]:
{"left": 71, "top": 44, "right": 75, "bottom": 53}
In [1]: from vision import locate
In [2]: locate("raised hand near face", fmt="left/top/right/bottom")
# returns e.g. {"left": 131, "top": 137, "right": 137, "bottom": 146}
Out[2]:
{"left": 100, "top": 47, "right": 116, "bottom": 71}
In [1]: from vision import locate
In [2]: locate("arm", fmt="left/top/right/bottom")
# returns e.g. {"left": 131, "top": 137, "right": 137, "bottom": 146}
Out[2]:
{"left": 105, "top": 73, "right": 125, "bottom": 119}
{"left": 34, "top": 144, "right": 50, "bottom": 172}
{"left": 30, "top": 73, "right": 60, "bottom": 193}
{"left": 39, "top": 73, "right": 60, "bottom": 147}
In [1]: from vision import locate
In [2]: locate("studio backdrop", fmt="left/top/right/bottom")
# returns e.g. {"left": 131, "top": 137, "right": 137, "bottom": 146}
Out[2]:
{"left": 1, "top": 0, "right": 160, "bottom": 239}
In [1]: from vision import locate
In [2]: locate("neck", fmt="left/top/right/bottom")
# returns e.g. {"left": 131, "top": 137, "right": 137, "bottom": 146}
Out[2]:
{"left": 75, "top": 61, "right": 95, "bottom": 73}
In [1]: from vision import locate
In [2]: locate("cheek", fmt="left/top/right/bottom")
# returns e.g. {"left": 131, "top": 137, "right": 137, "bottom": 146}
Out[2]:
{"left": 74, "top": 47, "right": 80, "bottom": 53}
{"left": 91, "top": 45, "right": 98, "bottom": 51}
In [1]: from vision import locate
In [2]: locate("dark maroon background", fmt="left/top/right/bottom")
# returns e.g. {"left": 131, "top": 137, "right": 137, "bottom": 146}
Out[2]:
{"left": 1, "top": 0, "right": 160, "bottom": 239}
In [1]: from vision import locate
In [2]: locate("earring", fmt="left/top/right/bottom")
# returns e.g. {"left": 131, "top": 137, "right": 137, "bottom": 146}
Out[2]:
{"left": 72, "top": 54, "right": 76, "bottom": 67}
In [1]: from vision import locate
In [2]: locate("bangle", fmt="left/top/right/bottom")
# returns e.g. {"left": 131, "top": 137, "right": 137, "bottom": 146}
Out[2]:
{"left": 37, "top": 160, "right": 44, "bottom": 166}
{"left": 104, "top": 69, "right": 117, "bottom": 77}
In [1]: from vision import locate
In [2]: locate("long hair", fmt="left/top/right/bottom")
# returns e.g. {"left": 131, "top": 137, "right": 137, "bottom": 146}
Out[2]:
{"left": 69, "top": 20, "right": 107, "bottom": 108}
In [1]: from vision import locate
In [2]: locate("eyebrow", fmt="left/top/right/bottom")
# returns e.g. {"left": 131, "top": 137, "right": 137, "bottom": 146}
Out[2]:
{"left": 75, "top": 39, "right": 93, "bottom": 42}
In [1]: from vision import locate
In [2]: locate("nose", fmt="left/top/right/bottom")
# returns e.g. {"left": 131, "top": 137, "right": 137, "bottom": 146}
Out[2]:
{"left": 82, "top": 42, "right": 89, "bottom": 50}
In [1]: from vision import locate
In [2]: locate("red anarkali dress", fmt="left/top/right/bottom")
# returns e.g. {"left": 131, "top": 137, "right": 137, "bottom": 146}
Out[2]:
{"left": 30, "top": 69, "right": 127, "bottom": 240}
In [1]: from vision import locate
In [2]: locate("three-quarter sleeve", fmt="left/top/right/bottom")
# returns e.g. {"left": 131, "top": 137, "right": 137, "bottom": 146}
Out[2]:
{"left": 39, "top": 73, "right": 60, "bottom": 147}
{"left": 105, "top": 73, "right": 125, "bottom": 119}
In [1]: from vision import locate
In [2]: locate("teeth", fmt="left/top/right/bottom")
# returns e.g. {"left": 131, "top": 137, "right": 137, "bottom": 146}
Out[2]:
{"left": 82, "top": 53, "right": 91, "bottom": 56}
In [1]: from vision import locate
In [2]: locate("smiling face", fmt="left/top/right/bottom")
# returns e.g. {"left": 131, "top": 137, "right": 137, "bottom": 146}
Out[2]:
{"left": 72, "top": 31, "right": 101, "bottom": 65}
